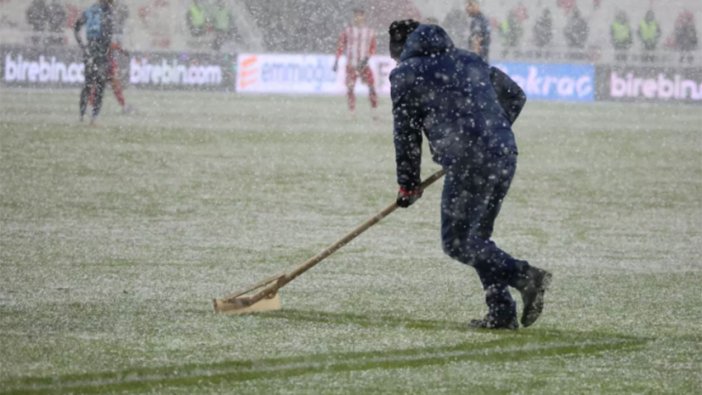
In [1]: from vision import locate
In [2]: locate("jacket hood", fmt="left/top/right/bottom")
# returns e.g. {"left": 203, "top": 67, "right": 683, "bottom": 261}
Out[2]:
{"left": 400, "top": 24, "right": 455, "bottom": 61}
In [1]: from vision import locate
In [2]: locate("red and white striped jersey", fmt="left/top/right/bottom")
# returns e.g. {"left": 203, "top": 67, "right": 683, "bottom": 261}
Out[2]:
{"left": 336, "top": 25, "right": 377, "bottom": 68}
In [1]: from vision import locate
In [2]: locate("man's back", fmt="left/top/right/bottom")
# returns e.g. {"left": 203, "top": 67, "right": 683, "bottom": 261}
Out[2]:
{"left": 390, "top": 24, "right": 515, "bottom": 184}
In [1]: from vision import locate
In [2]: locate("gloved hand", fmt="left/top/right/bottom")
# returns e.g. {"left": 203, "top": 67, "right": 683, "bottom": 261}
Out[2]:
{"left": 332, "top": 60, "right": 338, "bottom": 72}
{"left": 396, "top": 187, "right": 422, "bottom": 208}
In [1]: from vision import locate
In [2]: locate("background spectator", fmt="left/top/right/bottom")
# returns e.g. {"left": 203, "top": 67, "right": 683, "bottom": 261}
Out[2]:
{"left": 557, "top": 0, "right": 576, "bottom": 14}
{"left": 499, "top": 8, "right": 524, "bottom": 58}
{"left": 610, "top": 10, "right": 633, "bottom": 62}
{"left": 186, "top": 0, "right": 208, "bottom": 39}
{"left": 532, "top": 8, "right": 553, "bottom": 57}
{"left": 113, "top": 0, "right": 129, "bottom": 43}
{"left": 674, "top": 10, "right": 698, "bottom": 63}
{"left": 465, "top": 0, "right": 491, "bottom": 61}
{"left": 26, "top": 0, "right": 48, "bottom": 46}
{"left": 211, "top": 0, "right": 235, "bottom": 51}
{"left": 442, "top": 6, "right": 468, "bottom": 43}
{"left": 637, "top": 10, "right": 661, "bottom": 62}
{"left": 46, "top": 0, "right": 66, "bottom": 46}
{"left": 564, "top": 7, "right": 589, "bottom": 58}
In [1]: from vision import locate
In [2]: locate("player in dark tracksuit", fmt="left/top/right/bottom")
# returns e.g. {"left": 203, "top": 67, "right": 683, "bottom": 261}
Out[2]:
{"left": 74, "top": 0, "right": 114, "bottom": 124}
{"left": 388, "top": 21, "right": 551, "bottom": 329}
{"left": 466, "top": 0, "right": 491, "bottom": 62}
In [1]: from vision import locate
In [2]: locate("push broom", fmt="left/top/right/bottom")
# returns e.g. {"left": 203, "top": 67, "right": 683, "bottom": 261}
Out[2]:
{"left": 213, "top": 169, "right": 446, "bottom": 314}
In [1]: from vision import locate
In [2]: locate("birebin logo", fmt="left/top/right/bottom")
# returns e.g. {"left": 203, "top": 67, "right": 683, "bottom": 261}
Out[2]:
{"left": 611, "top": 71, "right": 702, "bottom": 100}
{"left": 129, "top": 58, "right": 223, "bottom": 86}
{"left": 4, "top": 54, "right": 84, "bottom": 83}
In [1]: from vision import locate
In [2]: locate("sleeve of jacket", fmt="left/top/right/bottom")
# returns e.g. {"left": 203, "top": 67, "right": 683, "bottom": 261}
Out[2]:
{"left": 390, "top": 67, "right": 423, "bottom": 190}
{"left": 490, "top": 66, "right": 526, "bottom": 125}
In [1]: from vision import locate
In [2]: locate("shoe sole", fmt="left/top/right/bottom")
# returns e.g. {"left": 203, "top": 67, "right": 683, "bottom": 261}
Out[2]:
{"left": 521, "top": 271, "right": 552, "bottom": 327}
{"left": 468, "top": 319, "right": 518, "bottom": 330}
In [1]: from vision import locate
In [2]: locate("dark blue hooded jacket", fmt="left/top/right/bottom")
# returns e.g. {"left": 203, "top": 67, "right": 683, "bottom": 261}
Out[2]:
{"left": 391, "top": 24, "right": 520, "bottom": 190}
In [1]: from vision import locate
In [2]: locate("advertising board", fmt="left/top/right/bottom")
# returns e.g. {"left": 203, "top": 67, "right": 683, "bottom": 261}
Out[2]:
{"left": 596, "top": 65, "right": 702, "bottom": 103}
{"left": 235, "top": 53, "right": 395, "bottom": 95}
{"left": 4, "top": 44, "right": 700, "bottom": 105}
{"left": 129, "top": 52, "right": 235, "bottom": 90}
{"left": 492, "top": 62, "right": 595, "bottom": 102}
{"left": 2, "top": 46, "right": 84, "bottom": 86}
{"left": 1, "top": 45, "right": 235, "bottom": 90}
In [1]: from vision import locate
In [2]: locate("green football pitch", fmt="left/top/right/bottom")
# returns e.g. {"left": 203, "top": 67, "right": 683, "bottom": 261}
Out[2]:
{"left": 1, "top": 88, "right": 700, "bottom": 394}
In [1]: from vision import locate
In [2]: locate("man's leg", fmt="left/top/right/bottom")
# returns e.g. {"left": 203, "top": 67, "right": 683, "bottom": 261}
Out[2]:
{"left": 474, "top": 273, "right": 517, "bottom": 328}
{"left": 481, "top": 155, "right": 552, "bottom": 327}
{"left": 361, "top": 66, "right": 378, "bottom": 109}
{"left": 91, "top": 63, "right": 108, "bottom": 122}
{"left": 477, "top": 155, "right": 515, "bottom": 240}
{"left": 79, "top": 84, "right": 91, "bottom": 121}
{"left": 441, "top": 156, "right": 529, "bottom": 327}
{"left": 80, "top": 58, "right": 96, "bottom": 121}
{"left": 109, "top": 59, "right": 127, "bottom": 110}
{"left": 345, "top": 65, "right": 357, "bottom": 112}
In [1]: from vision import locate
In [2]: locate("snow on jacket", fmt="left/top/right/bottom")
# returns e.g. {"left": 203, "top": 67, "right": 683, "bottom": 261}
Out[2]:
{"left": 390, "top": 24, "right": 520, "bottom": 190}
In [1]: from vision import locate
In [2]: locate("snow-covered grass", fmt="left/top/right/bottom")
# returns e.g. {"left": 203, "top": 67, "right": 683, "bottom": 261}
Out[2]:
{"left": 1, "top": 88, "right": 700, "bottom": 394}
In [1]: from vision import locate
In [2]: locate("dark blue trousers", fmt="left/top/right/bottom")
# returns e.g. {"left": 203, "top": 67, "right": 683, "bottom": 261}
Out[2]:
{"left": 440, "top": 153, "right": 529, "bottom": 322}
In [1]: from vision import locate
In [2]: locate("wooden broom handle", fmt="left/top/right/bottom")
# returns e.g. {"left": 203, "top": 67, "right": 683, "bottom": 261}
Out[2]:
{"left": 224, "top": 169, "right": 446, "bottom": 305}
{"left": 281, "top": 168, "right": 445, "bottom": 283}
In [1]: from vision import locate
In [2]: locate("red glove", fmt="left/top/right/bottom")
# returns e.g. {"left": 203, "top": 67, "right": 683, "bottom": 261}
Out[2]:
{"left": 397, "top": 187, "right": 422, "bottom": 208}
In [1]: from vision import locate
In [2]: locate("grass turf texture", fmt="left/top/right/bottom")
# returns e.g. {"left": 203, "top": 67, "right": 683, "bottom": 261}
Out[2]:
{"left": 0, "top": 88, "right": 700, "bottom": 394}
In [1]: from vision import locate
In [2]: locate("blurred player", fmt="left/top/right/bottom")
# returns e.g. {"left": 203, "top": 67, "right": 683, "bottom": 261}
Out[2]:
{"left": 89, "top": 41, "right": 132, "bottom": 114}
{"left": 89, "top": 1, "right": 132, "bottom": 114}
{"left": 465, "top": 0, "right": 491, "bottom": 62}
{"left": 333, "top": 8, "right": 378, "bottom": 117}
{"left": 74, "top": 0, "right": 114, "bottom": 125}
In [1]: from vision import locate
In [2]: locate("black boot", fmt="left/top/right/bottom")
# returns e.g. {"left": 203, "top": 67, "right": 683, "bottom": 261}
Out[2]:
{"left": 516, "top": 266, "right": 552, "bottom": 327}
{"left": 468, "top": 293, "right": 519, "bottom": 330}
{"left": 468, "top": 314, "right": 518, "bottom": 330}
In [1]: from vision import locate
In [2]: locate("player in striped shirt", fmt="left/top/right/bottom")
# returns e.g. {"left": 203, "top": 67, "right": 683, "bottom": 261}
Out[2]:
{"left": 333, "top": 8, "right": 378, "bottom": 116}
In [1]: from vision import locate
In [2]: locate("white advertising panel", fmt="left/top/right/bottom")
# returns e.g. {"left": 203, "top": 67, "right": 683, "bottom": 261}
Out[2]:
{"left": 236, "top": 53, "right": 395, "bottom": 95}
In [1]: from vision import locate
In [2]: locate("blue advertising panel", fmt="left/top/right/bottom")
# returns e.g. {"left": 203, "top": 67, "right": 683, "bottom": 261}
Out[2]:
{"left": 492, "top": 62, "right": 595, "bottom": 102}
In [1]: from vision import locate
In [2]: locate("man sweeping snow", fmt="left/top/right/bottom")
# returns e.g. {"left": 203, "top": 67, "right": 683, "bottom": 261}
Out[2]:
{"left": 388, "top": 20, "right": 551, "bottom": 329}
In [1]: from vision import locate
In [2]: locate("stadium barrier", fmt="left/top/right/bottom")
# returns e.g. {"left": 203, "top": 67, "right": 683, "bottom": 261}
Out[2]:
{"left": 595, "top": 65, "right": 702, "bottom": 103}
{"left": 128, "top": 52, "right": 235, "bottom": 90}
{"left": 2, "top": 45, "right": 85, "bottom": 87}
{"left": 0, "top": 45, "right": 236, "bottom": 91}
{"left": 2, "top": 44, "right": 700, "bottom": 104}
{"left": 236, "top": 55, "right": 699, "bottom": 104}
{"left": 235, "top": 53, "right": 394, "bottom": 96}
{"left": 492, "top": 62, "right": 595, "bottom": 102}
